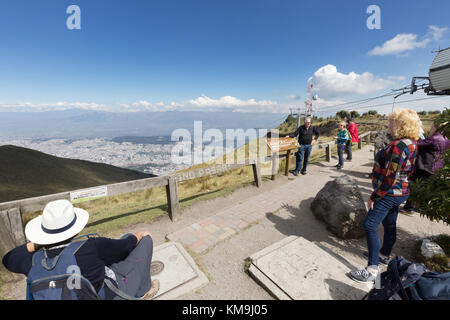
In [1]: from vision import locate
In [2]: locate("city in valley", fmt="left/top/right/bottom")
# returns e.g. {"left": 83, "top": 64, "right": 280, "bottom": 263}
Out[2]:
{"left": 0, "top": 137, "right": 188, "bottom": 176}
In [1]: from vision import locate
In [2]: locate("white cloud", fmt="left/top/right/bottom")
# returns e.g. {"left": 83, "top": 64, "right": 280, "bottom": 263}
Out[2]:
{"left": 307, "top": 64, "right": 394, "bottom": 99}
{"left": 0, "top": 95, "right": 285, "bottom": 113}
{"left": 387, "top": 75, "right": 406, "bottom": 82}
{"left": 368, "top": 25, "right": 448, "bottom": 57}
{"left": 0, "top": 101, "right": 107, "bottom": 112}
{"left": 187, "top": 95, "right": 278, "bottom": 109}
{"left": 427, "top": 25, "right": 448, "bottom": 41}
{"left": 368, "top": 33, "right": 429, "bottom": 56}
{"left": 287, "top": 95, "right": 302, "bottom": 101}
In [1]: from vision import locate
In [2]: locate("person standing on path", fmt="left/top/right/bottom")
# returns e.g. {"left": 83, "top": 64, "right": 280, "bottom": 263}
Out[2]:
{"left": 400, "top": 121, "right": 450, "bottom": 216}
{"left": 349, "top": 108, "right": 420, "bottom": 284}
{"left": 287, "top": 117, "right": 320, "bottom": 176}
{"left": 345, "top": 118, "right": 359, "bottom": 162}
{"left": 335, "top": 121, "right": 351, "bottom": 170}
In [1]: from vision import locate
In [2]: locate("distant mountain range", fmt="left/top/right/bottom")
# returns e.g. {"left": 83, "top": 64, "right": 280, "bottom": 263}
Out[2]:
{"left": 0, "top": 109, "right": 284, "bottom": 139}
{"left": 0, "top": 145, "right": 153, "bottom": 203}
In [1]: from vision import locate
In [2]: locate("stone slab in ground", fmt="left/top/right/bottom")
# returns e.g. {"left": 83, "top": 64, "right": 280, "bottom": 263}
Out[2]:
{"left": 248, "top": 236, "right": 371, "bottom": 300}
{"left": 150, "top": 241, "right": 209, "bottom": 300}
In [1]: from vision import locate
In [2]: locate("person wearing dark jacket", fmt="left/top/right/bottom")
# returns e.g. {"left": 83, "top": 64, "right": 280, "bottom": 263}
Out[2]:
{"left": 400, "top": 122, "right": 450, "bottom": 215}
{"left": 287, "top": 117, "right": 320, "bottom": 175}
{"left": 2, "top": 199, "right": 160, "bottom": 300}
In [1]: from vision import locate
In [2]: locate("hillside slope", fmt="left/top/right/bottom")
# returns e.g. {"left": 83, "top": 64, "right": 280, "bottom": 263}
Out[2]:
{"left": 0, "top": 145, "right": 153, "bottom": 203}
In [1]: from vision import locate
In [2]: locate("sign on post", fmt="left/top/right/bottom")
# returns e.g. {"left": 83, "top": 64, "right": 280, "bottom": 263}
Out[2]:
{"left": 267, "top": 137, "right": 300, "bottom": 177}
{"left": 70, "top": 186, "right": 108, "bottom": 204}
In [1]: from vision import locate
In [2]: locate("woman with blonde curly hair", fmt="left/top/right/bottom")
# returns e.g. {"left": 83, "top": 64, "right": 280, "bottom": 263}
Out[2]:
{"left": 349, "top": 108, "right": 420, "bottom": 284}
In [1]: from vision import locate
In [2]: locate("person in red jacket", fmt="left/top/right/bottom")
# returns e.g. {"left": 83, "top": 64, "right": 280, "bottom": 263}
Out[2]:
{"left": 345, "top": 118, "right": 359, "bottom": 161}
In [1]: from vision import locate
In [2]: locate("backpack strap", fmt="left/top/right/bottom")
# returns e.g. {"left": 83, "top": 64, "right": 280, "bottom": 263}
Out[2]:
{"left": 103, "top": 278, "right": 140, "bottom": 300}
{"left": 40, "top": 240, "right": 87, "bottom": 271}
{"left": 391, "top": 258, "right": 410, "bottom": 300}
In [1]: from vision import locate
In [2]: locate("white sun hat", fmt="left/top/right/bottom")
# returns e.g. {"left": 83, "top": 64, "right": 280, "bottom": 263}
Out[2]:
{"left": 25, "top": 199, "right": 89, "bottom": 245}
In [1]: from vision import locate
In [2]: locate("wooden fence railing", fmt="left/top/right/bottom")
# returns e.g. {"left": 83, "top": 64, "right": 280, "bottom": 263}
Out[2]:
{"left": 0, "top": 131, "right": 374, "bottom": 254}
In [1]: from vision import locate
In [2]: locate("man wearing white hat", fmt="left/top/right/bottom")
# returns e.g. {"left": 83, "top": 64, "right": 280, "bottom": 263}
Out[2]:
{"left": 2, "top": 199, "right": 159, "bottom": 300}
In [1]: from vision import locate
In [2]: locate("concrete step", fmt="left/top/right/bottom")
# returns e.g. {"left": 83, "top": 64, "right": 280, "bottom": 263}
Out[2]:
{"left": 248, "top": 236, "right": 372, "bottom": 300}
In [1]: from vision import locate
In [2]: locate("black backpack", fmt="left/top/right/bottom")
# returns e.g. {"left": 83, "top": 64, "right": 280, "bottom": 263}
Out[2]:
{"left": 366, "top": 256, "right": 450, "bottom": 300}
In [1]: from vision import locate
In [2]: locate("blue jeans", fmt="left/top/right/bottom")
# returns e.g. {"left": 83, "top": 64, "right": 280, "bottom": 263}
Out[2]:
{"left": 295, "top": 144, "right": 312, "bottom": 173}
{"left": 337, "top": 144, "right": 346, "bottom": 166}
{"left": 363, "top": 195, "right": 409, "bottom": 269}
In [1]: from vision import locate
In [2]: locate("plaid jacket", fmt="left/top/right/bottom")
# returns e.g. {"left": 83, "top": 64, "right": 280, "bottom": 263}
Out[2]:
{"left": 371, "top": 138, "right": 418, "bottom": 201}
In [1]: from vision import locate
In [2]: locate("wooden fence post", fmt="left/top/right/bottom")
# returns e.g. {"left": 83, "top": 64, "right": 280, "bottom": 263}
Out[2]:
{"left": 0, "top": 207, "right": 25, "bottom": 247}
{"left": 325, "top": 144, "right": 332, "bottom": 162}
{"left": 166, "top": 177, "right": 180, "bottom": 222}
{"left": 271, "top": 152, "right": 279, "bottom": 180}
{"left": 0, "top": 217, "right": 16, "bottom": 258}
{"left": 284, "top": 150, "right": 292, "bottom": 176}
{"left": 252, "top": 162, "right": 262, "bottom": 187}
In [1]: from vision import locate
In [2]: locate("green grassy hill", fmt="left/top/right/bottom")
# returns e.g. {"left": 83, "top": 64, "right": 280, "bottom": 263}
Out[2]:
{"left": 0, "top": 145, "right": 153, "bottom": 203}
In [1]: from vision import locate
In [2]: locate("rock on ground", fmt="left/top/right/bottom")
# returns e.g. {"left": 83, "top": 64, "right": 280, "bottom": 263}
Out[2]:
{"left": 421, "top": 239, "right": 445, "bottom": 258}
{"left": 310, "top": 175, "right": 366, "bottom": 239}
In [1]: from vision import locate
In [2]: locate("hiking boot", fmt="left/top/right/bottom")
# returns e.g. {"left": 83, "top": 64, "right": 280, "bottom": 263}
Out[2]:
{"left": 140, "top": 279, "right": 160, "bottom": 300}
{"left": 399, "top": 207, "right": 416, "bottom": 217}
{"left": 348, "top": 268, "right": 378, "bottom": 284}
{"left": 363, "top": 251, "right": 390, "bottom": 266}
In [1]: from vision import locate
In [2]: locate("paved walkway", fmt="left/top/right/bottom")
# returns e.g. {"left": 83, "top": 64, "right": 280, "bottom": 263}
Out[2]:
{"left": 166, "top": 175, "right": 307, "bottom": 254}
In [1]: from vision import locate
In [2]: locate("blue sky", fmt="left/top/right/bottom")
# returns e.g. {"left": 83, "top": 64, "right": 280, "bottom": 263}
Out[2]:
{"left": 0, "top": 0, "right": 449, "bottom": 115}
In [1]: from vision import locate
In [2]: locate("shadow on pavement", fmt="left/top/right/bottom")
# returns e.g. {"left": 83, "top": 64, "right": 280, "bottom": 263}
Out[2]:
{"left": 265, "top": 197, "right": 422, "bottom": 271}
{"left": 324, "top": 278, "right": 367, "bottom": 300}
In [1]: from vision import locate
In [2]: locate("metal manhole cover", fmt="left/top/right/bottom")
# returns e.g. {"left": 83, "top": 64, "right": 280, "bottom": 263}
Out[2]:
{"left": 151, "top": 261, "right": 164, "bottom": 276}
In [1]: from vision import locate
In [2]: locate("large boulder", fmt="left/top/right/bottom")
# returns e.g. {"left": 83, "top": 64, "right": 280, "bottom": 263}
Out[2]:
{"left": 310, "top": 175, "right": 367, "bottom": 239}
{"left": 373, "top": 130, "right": 394, "bottom": 158}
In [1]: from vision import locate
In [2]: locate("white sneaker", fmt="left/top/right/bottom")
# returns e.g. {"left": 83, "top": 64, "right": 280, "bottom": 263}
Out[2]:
{"left": 348, "top": 268, "right": 378, "bottom": 284}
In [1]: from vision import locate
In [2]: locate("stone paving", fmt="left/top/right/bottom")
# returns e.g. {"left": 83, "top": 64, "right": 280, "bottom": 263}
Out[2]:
{"left": 166, "top": 175, "right": 309, "bottom": 254}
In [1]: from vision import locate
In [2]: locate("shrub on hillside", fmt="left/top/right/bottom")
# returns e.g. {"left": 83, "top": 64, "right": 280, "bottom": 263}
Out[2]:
{"left": 409, "top": 109, "right": 449, "bottom": 225}
{"left": 350, "top": 111, "right": 360, "bottom": 119}
{"left": 336, "top": 110, "right": 351, "bottom": 119}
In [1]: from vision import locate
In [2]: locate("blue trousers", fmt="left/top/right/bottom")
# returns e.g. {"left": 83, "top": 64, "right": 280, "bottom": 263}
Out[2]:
{"left": 110, "top": 234, "right": 153, "bottom": 299}
{"left": 363, "top": 195, "right": 409, "bottom": 268}
{"left": 337, "top": 144, "right": 346, "bottom": 166}
{"left": 295, "top": 144, "right": 312, "bottom": 173}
